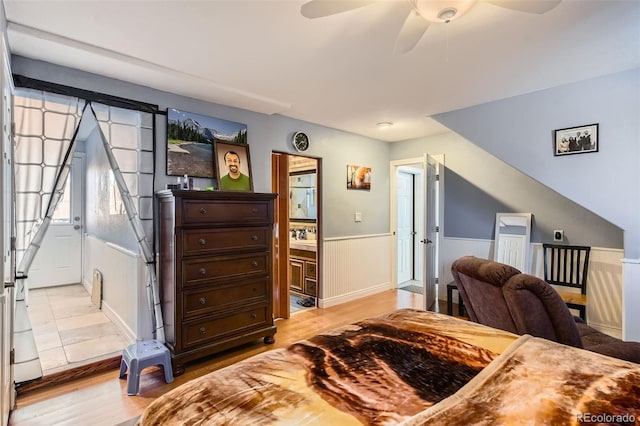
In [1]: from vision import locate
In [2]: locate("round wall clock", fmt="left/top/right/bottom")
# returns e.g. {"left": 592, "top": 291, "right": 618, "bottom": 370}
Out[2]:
{"left": 292, "top": 131, "right": 310, "bottom": 152}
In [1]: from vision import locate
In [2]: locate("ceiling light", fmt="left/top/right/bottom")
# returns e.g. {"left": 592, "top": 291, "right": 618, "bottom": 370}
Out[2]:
{"left": 438, "top": 8, "right": 457, "bottom": 23}
{"left": 410, "top": 0, "right": 477, "bottom": 23}
{"left": 376, "top": 121, "right": 393, "bottom": 128}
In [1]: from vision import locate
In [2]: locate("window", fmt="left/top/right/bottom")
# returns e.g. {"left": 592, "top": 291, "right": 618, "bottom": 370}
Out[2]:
{"left": 51, "top": 174, "right": 71, "bottom": 223}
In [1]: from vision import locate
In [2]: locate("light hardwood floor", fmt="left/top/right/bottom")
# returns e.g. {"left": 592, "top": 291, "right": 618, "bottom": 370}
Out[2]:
{"left": 9, "top": 289, "right": 435, "bottom": 426}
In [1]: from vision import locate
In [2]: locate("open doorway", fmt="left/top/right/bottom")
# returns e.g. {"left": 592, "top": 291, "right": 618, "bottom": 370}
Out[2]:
{"left": 26, "top": 153, "right": 128, "bottom": 375}
{"left": 271, "top": 152, "right": 321, "bottom": 319}
{"left": 390, "top": 155, "right": 443, "bottom": 311}
{"left": 396, "top": 167, "right": 424, "bottom": 292}
{"left": 13, "top": 87, "right": 156, "bottom": 382}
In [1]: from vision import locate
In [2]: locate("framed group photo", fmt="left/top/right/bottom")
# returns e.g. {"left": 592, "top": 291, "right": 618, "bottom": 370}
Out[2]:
{"left": 554, "top": 123, "right": 598, "bottom": 156}
{"left": 214, "top": 141, "right": 253, "bottom": 191}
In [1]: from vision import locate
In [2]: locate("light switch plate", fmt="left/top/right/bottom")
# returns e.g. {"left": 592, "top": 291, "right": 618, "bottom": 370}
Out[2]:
{"left": 354, "top": 212, "right": 362, "bottom": 222}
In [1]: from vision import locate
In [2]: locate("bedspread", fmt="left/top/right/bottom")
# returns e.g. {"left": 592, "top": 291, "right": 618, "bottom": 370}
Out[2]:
{"left": 404, "top": 334, "right": 640, "bottom": 425}
{"left": 138, "top": 309, "right": 515, "bottom": 425}
{"left": 138, "top": 309, "right": 639, "bottom": 425}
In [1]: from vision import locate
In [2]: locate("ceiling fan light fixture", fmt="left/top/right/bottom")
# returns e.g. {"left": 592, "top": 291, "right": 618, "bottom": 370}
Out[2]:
{"left": 410, "top": 0, "right": 477, "bottom": 23}
{"left": 438, "top": 7, "right": 457, "bottom": 23}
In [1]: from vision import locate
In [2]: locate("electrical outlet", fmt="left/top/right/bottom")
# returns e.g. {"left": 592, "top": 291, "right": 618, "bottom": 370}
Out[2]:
{"left": 553, "top": 230, "right": 564, "bottom": 242}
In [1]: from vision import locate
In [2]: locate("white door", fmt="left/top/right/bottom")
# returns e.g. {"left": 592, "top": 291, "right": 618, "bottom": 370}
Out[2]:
{"left": 1, "top": 35, "right": 15, "bottom": 422}
{"left": 496, "top": 234, "right": 526, "bottom": 271}
{"left": 424, "top": 155, "right": 439, "bottom": 310}
{"left": 397, "top": 171, "right": 414, "bottom": 284}
{"left": 28, "top": 154, "right": 84, "bottom": 288}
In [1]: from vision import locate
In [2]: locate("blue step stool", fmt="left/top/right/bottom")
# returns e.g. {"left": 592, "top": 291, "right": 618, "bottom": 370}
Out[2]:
{"left": 119, "top": 339, "right": 174, "bottom": 396}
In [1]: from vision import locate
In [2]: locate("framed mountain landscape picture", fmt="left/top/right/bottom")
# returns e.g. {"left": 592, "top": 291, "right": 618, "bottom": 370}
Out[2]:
{"left": 166, "top": 108, "right": 247, "bottom": 178}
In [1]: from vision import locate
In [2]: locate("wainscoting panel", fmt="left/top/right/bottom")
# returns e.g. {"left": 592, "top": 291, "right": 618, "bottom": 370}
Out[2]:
{"left": 439, "top": 237, "right": 493, "bottom": 292}
{"left": 320, "top": 234, "right": 392, "bottom": 308}
{"left": 83, "top": 234, "right": 141, "bottom": 343}
{"left": 531, "top": 244, "right": 623, "bottom": 338}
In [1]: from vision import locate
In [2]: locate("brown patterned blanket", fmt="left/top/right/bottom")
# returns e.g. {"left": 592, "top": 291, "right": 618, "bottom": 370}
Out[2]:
{"left": 138, "top": 309, "right": 639, "bottom": 425}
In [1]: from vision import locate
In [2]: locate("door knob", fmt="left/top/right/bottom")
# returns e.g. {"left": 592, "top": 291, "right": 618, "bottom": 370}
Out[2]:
{"left": 74, "top": 225, "right": 81, "bottom": 230}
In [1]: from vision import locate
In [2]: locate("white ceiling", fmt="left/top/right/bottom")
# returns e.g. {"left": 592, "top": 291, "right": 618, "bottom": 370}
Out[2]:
{"left": 3, "top": 0, "right": 639, "bottom": 142}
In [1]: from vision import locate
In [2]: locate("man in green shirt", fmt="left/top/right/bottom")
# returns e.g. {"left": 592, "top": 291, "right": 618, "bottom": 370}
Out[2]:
{"left": 219, "top": 150, "right": 251, "bottom": 190}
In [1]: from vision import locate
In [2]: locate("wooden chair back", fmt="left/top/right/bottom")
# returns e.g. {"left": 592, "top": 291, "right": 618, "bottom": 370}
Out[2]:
{"left": 542, "top": 244, "right": 590, "bottom": 320}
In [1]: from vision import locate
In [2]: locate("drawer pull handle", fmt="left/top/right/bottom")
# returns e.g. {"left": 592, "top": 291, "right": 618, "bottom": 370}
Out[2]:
{"left": 200, "top": 207, "right": 207, "bottom": 214}
{"left": 199, "top": 238, "right": 206, "bottom": 245}
{"left": 252, "top": 208, "right": 258, "bottom": 213}
{"left": 199, "top": 297, "right": 206, "bottom": 305}
{"left": 251, "top": 313, "right": 257, "bottom": 319}
{"left": 251, "top": 261, "right": 258, "bottom": 267}
{"left": 251, "top": 235, "right": 258, "bottom": 241}
{"left": 199, "top": 327, "right": 206, "bottom": 335}
{"left": 252, "top": 287, "right": 257, "bottom": 292}
{"left": 199, "top": 268, "right": 207, "bottom": 276}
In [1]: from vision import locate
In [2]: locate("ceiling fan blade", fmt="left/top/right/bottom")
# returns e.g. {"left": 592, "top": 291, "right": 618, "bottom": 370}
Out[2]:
{"left": 300, "top": 0, "right": 377, "bottom": 19}
{"left": 485, "top": 0, "right": 561, "bottom": 14}
{"left": 395, "top": 10, "right": 430, "bottom": 54}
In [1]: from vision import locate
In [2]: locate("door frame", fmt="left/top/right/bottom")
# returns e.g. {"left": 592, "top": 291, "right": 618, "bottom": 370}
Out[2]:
{"left": 27, "top": 152, "right": 85, "bottom": 289}
{"left": 271, "top": 151, "right": 322, "bottom": 319}
{"left": 391, "top": 157, "right": 425, "bottom": 294}
{"left": 390, "top": 155, "right": 444, "bottom": 308}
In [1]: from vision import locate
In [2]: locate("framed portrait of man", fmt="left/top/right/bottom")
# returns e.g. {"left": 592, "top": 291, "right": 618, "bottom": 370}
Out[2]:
{"left": 214, "top": 141, "right": 254, "bottom": 191}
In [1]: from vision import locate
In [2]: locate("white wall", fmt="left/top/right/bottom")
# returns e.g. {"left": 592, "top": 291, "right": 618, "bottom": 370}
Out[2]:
{"left": 433, "top": 68, "right": 640, "bottom": 340}
{"left": 83, "top": 235, "right": 141, "bottom": 344}
{"left": 434, "top": 69, "right": 639, "bottom": 255}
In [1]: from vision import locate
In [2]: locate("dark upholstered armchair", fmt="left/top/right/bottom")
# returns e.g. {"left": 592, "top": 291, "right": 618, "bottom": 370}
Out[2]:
{"left": 451, "top": 256, "right": 640, "bottom": 363}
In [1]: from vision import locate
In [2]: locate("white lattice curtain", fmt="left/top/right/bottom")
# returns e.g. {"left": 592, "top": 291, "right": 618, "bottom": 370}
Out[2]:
{"left": 13, "top": 90, "right": 84, "bottom": 383}
{"left": 12, "top": 89, "right": 162, "bottom": 383}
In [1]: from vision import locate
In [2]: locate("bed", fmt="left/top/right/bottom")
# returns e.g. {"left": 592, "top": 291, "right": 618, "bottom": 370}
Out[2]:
{"left": 138, "top": 309, "right": 640, "bottom": 425}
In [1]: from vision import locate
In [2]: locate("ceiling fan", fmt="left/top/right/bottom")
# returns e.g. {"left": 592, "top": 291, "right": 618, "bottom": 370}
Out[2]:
{"left": 300, "top": 0, "right": 561, "bottom": 53}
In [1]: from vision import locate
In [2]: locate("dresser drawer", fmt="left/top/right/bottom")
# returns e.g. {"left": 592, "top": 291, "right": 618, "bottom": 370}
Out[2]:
{"left": 183, "top": 305, "right": 269, "bottom": 349}
{"left": 182, "top": 253, "right": 268, "bottom": 288}
{"left": 182, "top": 199, "right": 272, "bottom": 225}
{"left": 182, "top": 227, "right": 270, "bottom": 256}
{"left": 182, "top": 278, "right": 268, "bottom": 319}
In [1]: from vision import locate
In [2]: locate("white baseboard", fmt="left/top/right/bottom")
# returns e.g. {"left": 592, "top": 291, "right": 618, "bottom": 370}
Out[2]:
{"left": 318, "top": 282, "right": 392, "bottom": 308}
{"left": 101, "top": 300, "right": 135, "bottom": 345}
{"left": 587, "top": 321, "right": 622, "bottom": 340}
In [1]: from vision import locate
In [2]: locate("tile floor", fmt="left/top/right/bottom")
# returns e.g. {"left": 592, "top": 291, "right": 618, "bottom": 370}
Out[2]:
{"left": 26, "top": 284, "right": 129, "bottom": 375}
{"left": 290, "top": 294, "right": 316, "bottom": 314}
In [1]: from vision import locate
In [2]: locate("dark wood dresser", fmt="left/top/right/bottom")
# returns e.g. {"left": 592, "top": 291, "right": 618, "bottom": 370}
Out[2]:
{"left": 157, "top": 190, "right": 277, "bottom": 374}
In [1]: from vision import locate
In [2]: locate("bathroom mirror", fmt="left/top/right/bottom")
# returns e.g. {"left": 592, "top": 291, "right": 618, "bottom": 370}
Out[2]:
{"left": 494, "top": 213, "right": 532, "bottom": 273}
{"left": 289, "top": 172, "right": 317, "bottom": 220}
